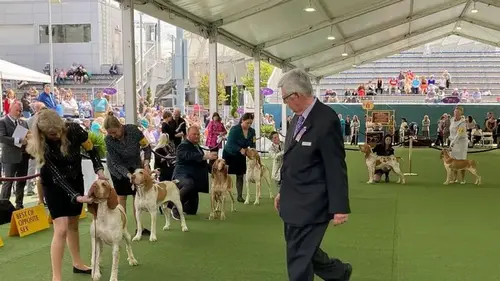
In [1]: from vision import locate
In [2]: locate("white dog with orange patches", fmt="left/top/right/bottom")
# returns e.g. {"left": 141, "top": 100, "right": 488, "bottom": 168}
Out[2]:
{"left": 210, "top": 158, "right": 235, "bottom": 220}
{"left": 440, "top": 148, "right": 481, "bottom": 185}
{"left": 359, "top": 143, "right": 405, "bottom": 184}
{"left": 87, "top": 180, "right": 138, "bottom": 281}
{"left": 244, "top": 148, "right": 274, "bottom": 205}
{"left": 131, "top": 169, "right": 188, "bottom": 242}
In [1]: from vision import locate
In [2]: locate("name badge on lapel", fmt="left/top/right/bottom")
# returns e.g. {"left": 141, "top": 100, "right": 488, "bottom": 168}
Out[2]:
{"left": 301, "top": 141, "right": 311, "bottom": 147}
{"left": 295, "top": 126, "right": 307, "bottom": 142}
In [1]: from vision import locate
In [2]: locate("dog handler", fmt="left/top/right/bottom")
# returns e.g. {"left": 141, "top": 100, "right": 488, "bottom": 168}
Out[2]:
{"left": 27, "top": 109, "right": 106, "bottom": 281}
{"left": 449, "top": 106, "right": 468, "bottom": 180}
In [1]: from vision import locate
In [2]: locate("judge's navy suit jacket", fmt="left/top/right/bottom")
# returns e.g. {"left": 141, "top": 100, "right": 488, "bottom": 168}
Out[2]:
{"left": 279, "top": 100, "right": 350, "bottom": 226}
{"left": 172, "top": 139, "right": 209, "bottom": 193}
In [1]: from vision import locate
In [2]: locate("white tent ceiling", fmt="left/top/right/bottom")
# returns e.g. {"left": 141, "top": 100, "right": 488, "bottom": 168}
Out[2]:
{"left": 0, "top": 59, "right": 51, "bottom": 83}
{"left": 134, "top": 0, "right": 500, "bottom": 79}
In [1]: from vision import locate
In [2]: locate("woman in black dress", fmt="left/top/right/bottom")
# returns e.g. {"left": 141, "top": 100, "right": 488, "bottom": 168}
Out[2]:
{"left": 372, "top": 135, "right": 394, "bottom": 183}
{"left": 222, "top": 113, "right": 256, "bottom": 202}
{"left": 27, "top": 109, "right": 106, "bottom": 281}
{"left": 154, "top": 133, "right": 176, "bottom": 181}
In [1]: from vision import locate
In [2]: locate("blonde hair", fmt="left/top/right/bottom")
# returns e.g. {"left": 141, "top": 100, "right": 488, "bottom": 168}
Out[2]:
{"left": 455, "top": 106, "right": 464, "bottom": 115}
{"left": 154, "top": 133, "right": 170, "bottom": 150}
{"left": 27, "top": 109, "right": 69, "bottom": 166}
{"left": 103, "top": 111, "right": 121, "bottom": 130}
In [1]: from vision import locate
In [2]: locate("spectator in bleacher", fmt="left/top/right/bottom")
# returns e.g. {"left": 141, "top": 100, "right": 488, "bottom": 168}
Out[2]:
{"left": 420, "top": 76, "right": 428, "bottom": 93}
{"left": 425, "top": 85, "right": 437, "bottom": 103}
{"left": 438, "top": 78, "right": 446, "bottom": 91}
{"left": 92, "top": 90, "right": 109, "bottom": 118}
{"left": 366, "top": 81, "right": 376, "bottom": 96}
{"left": 74, "top": 65, "right": 88, "bottom": 84}
{"left": 427, "top": 75, "right": 436, "bottom": 86}
{"left": 422, "top": 115, "right": 430, "bottom": 138}
{"left": 472, "top": 89, "right": 481, "bottom": 103}
{"left": 38, "top": 84, "right": 58, "bottom": 110}
{"left": 21, "top": 92, "right": 32, "bottom": 118}
{"left": 388, "top": 77, "right": 398, "bottom": 94}
{"left": 376, "top": 78, "right": 383, "bottom": 95}
{"left": 344, "top": 115, "right": 351, "bottom": 143}
{"left": 451, "top": 88, "right": 459, "bottom": 97}
{"left": 3, "top": 89, "right": 17, "bottom": 115}
{"left": 109, "top": 63, "right": 119, "bottom": 75}
{"left": 442, "top": 70, "right": 451, "bottom": 89}
{"left": 404, "top": 75, "right": 412, "bottom": 94}
{"left": 411, "top": 77, "right": 420, "bottom": 94}
{"left": 350, "top": 115, "right": 360, "bottom": 145}
{"left": 461, "top": 88, "right": 470, "bottom": 103}
{"left": 60, "top": 89, "right": 78, "bottom": 118}
{"left": 78, "top": 93, "right": 92, "bottom": 118}
{"left": 43, "top": 63, "right": 50, "bottom": 75}
{"left": 357, "top": 84, "right": 366, "bottom": 97}
{"left": 398, "top": 71, "right": 405, "bottom": 81}
{"left": 55, "top": 68, "right": 65, "bottom": 85}
{"left": 484, "top": 113, "right": 496, "bottom": 133}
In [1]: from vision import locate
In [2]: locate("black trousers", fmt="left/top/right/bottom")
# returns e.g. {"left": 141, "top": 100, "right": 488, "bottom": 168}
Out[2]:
{"left": 0, "top": 158, "right": 29, "bottom": 208}
{"left": 284, "top": 222, "right": 346, "bottom": 281}
{"left": 175, "top": 177, "right": 199, "bottom": 215}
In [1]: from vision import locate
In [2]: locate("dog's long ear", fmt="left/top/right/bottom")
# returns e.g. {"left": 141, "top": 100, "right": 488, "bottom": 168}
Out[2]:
{"left": 106, "top": 185, "right": 119, "bottom": 210}
{"left": 256, "top": 152, "right": 262, "bottom": 166}
{"left": 87, "top": 182, "right": 97, "bottom": 198}
{"left": 211, "top": 160, "right": 217, "bottom": 177}
{"left": 87, "top": 203, "right": 98, "bottom": 217}
{"left": 143, "top": 172, "right": 154, "bottom": 191}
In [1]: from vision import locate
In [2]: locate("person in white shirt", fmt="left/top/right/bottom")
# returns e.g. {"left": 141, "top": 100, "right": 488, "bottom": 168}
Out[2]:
{"left": 268, "top": 131, "right": 284, "bottom": 192}
{"left": 61, "top": 90, "right": 79, "bottom": 118}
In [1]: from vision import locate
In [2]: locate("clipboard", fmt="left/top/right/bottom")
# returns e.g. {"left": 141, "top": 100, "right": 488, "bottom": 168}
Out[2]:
{"left": 12, "top": 124, "right": 28, "bottom": 148}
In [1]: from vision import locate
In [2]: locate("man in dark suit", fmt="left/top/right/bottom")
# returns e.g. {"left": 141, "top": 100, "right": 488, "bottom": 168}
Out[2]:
{"left": 275, "top": 69, "right": 352, "bottom": 281}
{"left": 172, "top": 126, "right": 217, "bottom": 219}
{"left": 0, "top": 102, "right": 30, "bottom": 209}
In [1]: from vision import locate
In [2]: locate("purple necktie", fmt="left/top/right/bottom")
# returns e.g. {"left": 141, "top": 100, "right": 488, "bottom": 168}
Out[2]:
{"left": 294, "top": 115, "right": 305, "bottom": 136}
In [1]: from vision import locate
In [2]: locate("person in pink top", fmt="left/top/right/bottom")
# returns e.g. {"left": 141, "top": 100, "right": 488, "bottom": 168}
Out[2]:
{"left": 205, "top": 112, "right": 227, "bottom": 151}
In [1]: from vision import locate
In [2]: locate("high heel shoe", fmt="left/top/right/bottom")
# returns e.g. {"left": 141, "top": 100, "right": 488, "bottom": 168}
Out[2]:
{"left": 73, "top": 266, "right": 92, "bottom": 274}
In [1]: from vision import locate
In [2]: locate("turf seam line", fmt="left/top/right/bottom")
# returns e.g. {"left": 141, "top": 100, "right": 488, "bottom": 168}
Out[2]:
{"left": 391, "top": 186, "right": 401, "bottom": 281}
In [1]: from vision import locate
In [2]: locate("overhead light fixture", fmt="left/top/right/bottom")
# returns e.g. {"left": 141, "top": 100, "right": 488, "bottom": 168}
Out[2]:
{"left": 327, "top": 25, "right": 335, "bottom": 40}
{"left": 471, "top": 1, "right": 478, "bottom": 13}
{"left": 352, "top": 64, "right": 357, "bottom": 67}
{"left": 304, "top": 0, "right": 315, "bottom": 12}
{"left": 342, "top": 52, "right": 348, "bottom": 56}
{"left": 456, "top": 26, "right": 462, "bottom": 30}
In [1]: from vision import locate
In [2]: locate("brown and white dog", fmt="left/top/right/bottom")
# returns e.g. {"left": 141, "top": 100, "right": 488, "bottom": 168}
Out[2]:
{"left": 244, "top": 148, "right": 273, "bottom": 205}
{"left": 131, "top": 169, "right": 188, "bottom": 242}
{"left": 359, "top": 143, "right": 405, "bottom": 184}
{"left": 440, "top": 148, "right": 481, "bottom": 185}
{"left": 210, "top": 158, "right": 235, "bottom": 220}
{"left": 87, "top": 180, "right": 138, "bottom": 281}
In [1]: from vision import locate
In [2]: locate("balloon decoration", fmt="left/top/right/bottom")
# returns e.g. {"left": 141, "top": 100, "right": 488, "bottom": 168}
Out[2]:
{"left": 261, "top": 87, "right": 274, "bottom": 96}
{"left": 237, "top": 106, "right": 244, "bottom": 114}
{"left": 103, "top": 88, "right": 117, "bottom": 95}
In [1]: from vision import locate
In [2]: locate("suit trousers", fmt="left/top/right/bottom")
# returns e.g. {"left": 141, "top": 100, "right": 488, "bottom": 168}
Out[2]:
{"left": 0, "top": 158, "right": 29, "bottom": 208}
{"left": 284, "top": 222, "right": 345, "bottom": 281}
{"left": 175, "top": 177, "right": 199, "bottom": 215}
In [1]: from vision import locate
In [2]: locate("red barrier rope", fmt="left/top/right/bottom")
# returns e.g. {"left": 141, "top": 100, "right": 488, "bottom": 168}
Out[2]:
{"left": 0, "top": 174, "right": 40, "bottom": 182}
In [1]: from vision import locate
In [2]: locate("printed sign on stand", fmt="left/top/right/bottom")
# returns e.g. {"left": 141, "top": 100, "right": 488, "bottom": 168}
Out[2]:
{"left": 0, "top": 235, "right": 4, "bottom": 247}
{"left": 8, "top": 205, "right": 50, "bottom": 237}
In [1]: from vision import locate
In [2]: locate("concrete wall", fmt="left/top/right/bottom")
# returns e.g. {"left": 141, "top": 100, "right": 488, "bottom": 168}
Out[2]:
{"left": 0, "top": 0, "right": 103, "bottom": 74}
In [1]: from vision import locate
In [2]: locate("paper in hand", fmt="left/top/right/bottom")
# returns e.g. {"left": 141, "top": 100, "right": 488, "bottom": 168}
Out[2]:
{"left": 12, "top": 125, "right": 28, "bottom": 148}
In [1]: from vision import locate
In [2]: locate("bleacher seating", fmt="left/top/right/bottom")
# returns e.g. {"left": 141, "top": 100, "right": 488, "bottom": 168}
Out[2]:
{"left": 319, "top": 51, "right": 500, "bottom": 95}
{"left": 19, "top": 74, "right": 117, "bottom": 98}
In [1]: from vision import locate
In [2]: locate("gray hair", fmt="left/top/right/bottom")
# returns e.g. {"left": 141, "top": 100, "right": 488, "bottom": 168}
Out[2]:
{"left": 278, "top": 69, "right": 314, "bottom": 97}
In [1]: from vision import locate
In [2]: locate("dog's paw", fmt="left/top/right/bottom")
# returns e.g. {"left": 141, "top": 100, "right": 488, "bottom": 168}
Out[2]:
{"left": 253, "top": 201, "right": 260, "bottom": 205}
{"left": 269, "top": 194, "right": 275, "bottom": 199}
{"left": 220, "top": 213, "right": 226, "bottom": 220}
{"left": 149, "top": 235, "right": 158, "bottom": 242}
{"left": 181, "top": 225, "right": 189, "bottom": 232}
{"left": 163, "top": 225, "right": 170, "bottom": 231}
{"left": 366, "top": 181, "right": 373, "bottom": 184}
{"left": 128, "top": 257, "right": 138, "bottom": 266}
{"left": 460, "top": 181, "right": 466, "bottom": 185}
{"left": 208, "top": 213, "right": 215, "bottom": 220}
{"left": 132, "top": 235, "right": 141, "bottom": 242}
{"left": 91, "top": 271, "right": 101, "bottom": 281}
{"left": 443, "top": 181, "right": 449, "bottom": 185}
{"left": 231, "top": 208, "right": 236, "bottom": 212}
{"left": 243, "top": 200, "right": 250, "bottom": 205}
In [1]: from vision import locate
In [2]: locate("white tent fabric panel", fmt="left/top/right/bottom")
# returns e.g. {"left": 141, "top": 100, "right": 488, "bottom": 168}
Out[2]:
{"left": 136, "top": 0, "right": 500, "bottom": 78}
{"left": 0, "top": 59, "right": 51, "bottom": 83}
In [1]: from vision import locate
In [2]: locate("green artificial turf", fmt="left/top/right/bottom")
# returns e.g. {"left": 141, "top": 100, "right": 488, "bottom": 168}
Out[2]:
{"left": 1, "top": 148, "right": 500, "bottom": 281}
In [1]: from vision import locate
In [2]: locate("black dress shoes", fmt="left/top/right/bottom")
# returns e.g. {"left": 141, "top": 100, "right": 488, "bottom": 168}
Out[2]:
{"left": 343, "top": 263, "right": 353, "bottom": 281}
{"left": 73, "top": 266, "right": 92, "bottom": 274}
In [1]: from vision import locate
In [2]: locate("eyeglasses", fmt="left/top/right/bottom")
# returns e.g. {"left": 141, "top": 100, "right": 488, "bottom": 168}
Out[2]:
{"left": 282, "top": 92, "right": 298, "bottom": 103}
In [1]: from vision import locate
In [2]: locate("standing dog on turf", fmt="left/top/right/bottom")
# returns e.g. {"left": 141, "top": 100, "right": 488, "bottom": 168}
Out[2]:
{"left": 210, "top": 158, "right": 235, "bottom": 220}
{"left": 359, "top": 143, "right": 405, "bottom": 184}
{"left": 131, "top": 168, "right": 188, "bottom": 242}
{"left": 87, "top": 180, "right": 138, "bottom": 281}
{"left": 440, "top": 148, "right": 481, "bottom": 185}
{"left": 244, "top": 148, "right": 274, "bottom": 205}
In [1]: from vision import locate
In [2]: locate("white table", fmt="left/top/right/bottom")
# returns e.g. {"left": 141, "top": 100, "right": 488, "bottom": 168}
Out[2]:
{"left": 82, "top": 160, "right": 112, "bottom": 195}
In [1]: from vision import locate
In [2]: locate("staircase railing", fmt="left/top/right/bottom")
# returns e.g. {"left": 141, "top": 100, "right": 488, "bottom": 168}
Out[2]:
{"left": 110, "top": 43, "right": 159, "bottom": 104}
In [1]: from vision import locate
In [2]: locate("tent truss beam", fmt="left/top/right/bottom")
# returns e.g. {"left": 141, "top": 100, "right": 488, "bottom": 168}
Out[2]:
{"left": 216, "top": 0, "right": 293, "bottom": 27}
{"left": 262, "top": 0, "right": 405, "bottom": 48}
{"left": 453, "top": 32, "right": 500, "bottom": 46}
{"left": 287, "top": 0, "right": 467, "bottom": 62}
{"left": 461, "top": 17, "right": 500, "bottom": 33}
{"left": 309, "top": 18, "right": 457, "bottom": 72}
{"left": 318, "top": 32, "right": 454, "bottom": 77}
